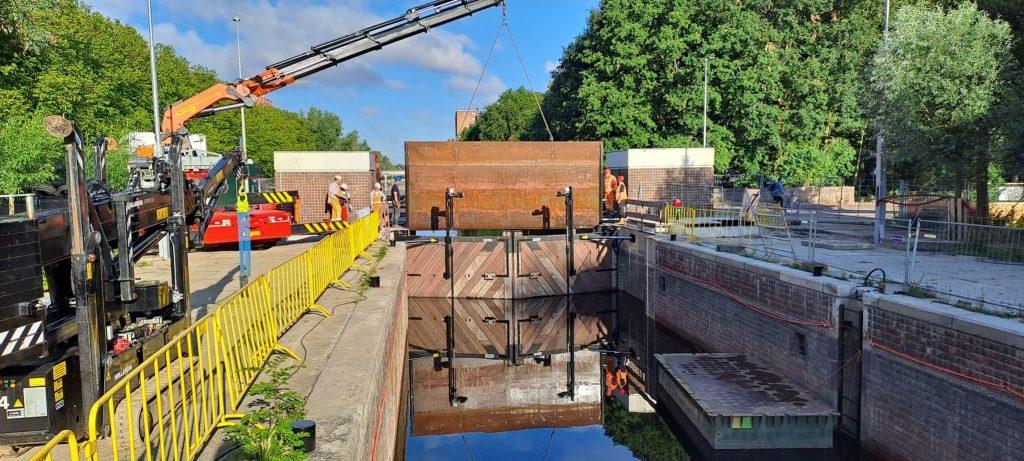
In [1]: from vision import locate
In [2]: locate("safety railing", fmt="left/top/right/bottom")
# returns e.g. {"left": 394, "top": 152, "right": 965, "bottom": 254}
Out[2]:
{"left": 32, "top": 213, "right": 380, "bottom": 461}
{"left": 28, "top": 430, "right": 80, "bottom": 461}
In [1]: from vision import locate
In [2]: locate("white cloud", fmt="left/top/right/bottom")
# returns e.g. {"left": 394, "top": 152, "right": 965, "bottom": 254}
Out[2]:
{"left": 444, "top": 74, "right": 507, "bottom": 107}
{"left": 545, "top": 60, "right": 560, "bottom": 74}
{"left": 139, "top": 0, "right": 485, "bottom": 89}
{"left": 359, "top": 106, "right": 380, "bottom": 117}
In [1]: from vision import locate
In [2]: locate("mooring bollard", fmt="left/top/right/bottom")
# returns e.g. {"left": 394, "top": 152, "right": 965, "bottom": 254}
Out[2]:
{"left": 292, "top": 420, "right": 316, "bottom": 453}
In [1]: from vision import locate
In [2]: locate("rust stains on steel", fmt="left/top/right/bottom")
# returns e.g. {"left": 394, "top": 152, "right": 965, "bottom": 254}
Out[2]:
{"left": 405, "top": 141, "right": 603, "bottom": 231}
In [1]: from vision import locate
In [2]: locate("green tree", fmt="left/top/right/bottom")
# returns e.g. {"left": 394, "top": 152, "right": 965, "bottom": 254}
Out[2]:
{"left": 602, "top": 397, "right": 688, "bottom": 461}
{"left": 869, "top": 2, "right": 1014, "bottom": 217}
{"left": 0, "top": 0, "right": 353, "bottom": 190}
{"left": 301, "top": 107, "right": 370, "bottom": 151}
{"left": 545, "top": 0, "right": 883, "bottom": 185}
{"left": 0, "top": 115, "right": 61, "bottom": 193}
{"left": 460, "top": 87, "right": 547, "bottom": 141}
{"left": 299, "top": 107, "right": 410, "bottom": 173}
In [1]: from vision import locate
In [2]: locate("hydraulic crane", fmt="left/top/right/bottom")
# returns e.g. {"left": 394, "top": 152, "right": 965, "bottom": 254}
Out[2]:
{"left": 161, "top": 0, "right": 504, "bottom": 136}
{"left": 0, "top": 0, "right": 503, "bottom": 446}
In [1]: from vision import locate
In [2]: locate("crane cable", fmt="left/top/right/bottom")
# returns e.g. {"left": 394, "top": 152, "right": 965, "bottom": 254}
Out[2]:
{"left": 461, "top": 2, "right": 556, "bottom": 141}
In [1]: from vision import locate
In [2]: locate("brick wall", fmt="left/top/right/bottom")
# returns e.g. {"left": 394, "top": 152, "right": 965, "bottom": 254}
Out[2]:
{"left": 611, "top": 167, "right": 714, "bottom": 208}
{"left": 862, "top": 297, "right": 1024, "bottom": 461}
{"left": 276, "top": 171, "right": 373, "bottom": 223}
{"left": 649, "top": 242, "right": 841, "bottom": 402}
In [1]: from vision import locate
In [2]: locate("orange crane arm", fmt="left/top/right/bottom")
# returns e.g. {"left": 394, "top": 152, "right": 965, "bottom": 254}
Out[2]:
{"left": 160, "top": 0, "right": 503, "bottom": 139}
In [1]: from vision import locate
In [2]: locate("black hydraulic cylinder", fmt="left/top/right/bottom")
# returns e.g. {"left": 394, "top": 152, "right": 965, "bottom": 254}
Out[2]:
{"left": 167, "top": 136, "right": 191, "bottom": 318}
{"left": 58, "top": 119, "right": 103, "bottom": 418}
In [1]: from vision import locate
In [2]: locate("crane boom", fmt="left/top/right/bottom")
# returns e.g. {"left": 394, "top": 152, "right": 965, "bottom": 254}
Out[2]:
{"left": 161, "top": 0, "right": 503, "bottom": 136}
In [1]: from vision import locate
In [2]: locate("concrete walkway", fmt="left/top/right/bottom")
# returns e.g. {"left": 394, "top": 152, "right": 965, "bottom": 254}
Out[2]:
{"left": 135, "top": 235, "right": 325, "bottom": 312}
{"left": 198, "top": 242, "right": 407, "bottom": 461}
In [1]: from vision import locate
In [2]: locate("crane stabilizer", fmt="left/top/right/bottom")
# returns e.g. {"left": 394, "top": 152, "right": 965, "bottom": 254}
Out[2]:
{"left": 161, "top": 0, "right": 503, "bottom": 136}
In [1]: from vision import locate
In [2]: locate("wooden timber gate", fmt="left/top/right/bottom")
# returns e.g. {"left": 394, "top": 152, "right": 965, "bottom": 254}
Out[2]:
{"left": 405, "top": 234, "right": 616, "bottom": 299}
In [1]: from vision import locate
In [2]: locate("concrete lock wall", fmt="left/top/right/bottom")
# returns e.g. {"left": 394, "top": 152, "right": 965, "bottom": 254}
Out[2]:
{"left": 618, "top": 233, "right": 1024, "bottom": 460}
{"left": 620, "top": 234, "right": 848, "bottom": 405}
{"left": 860, "top": 293, "right": 1024, "bottom": 461}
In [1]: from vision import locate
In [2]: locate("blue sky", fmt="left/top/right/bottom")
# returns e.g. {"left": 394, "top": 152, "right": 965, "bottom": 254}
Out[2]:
{"left": 83, "top": 0, "right": 600, "bottom": 163}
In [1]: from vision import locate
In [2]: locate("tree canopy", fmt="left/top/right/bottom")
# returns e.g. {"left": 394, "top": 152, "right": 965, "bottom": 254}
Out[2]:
{"left": 869, "top": 2, "right": 1017, "bottom": 214}
{"left": 0, "top": 0, "right": 377, "bottom": 192}
{"left": 530, "top": 0, "right": 1017, "bottom": 190}
{"left": 543, "top": 0, "right": 893, "bottom": 185}
{"left": 460, "top": 87, "right": 548, "bottom": 141}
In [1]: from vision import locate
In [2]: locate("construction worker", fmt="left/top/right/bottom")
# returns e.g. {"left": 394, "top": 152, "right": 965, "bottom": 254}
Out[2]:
{"left": 327, "top": 175, "right": 345, "bottom": 221}
{"left": 603, "top": 168, "right": 617, "bottom": 213}
{"left": 371, "top": 182, "right": 387, "bottom": 229}
{"left": 616, "top": 175, "right": 628, "bottom": 223}
{"left": 390, "top": 178, "right": 402, "bottom": 226}
{"left": 340, "top": 183, "right": 351, "bottom": 221}
{"left": 768, "top": 178, "right": 785, "bottom": 207}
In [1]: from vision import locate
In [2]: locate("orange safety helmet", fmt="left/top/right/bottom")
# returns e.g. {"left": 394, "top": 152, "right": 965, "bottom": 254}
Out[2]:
{"left": 673, "top": 199, "right": 682, "bottom": 207}
{"left": 604, "top": 168, "right": 612, "bottom": 174}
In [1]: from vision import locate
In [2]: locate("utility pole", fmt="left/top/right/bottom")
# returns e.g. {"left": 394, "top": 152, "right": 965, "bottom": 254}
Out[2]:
{"left": 234, "top": 16, "right": 252, "bottom": 287}
{"left": 874, "top": 0, "right": 890, "bottom": 244}
{"left": 703, "top": 56, "right": 712, "bottom": 148}
{"left": 148, "top": 0, "right": 171, "bottom": 261}
{"left": 146, "top": 0, "right": 162, "bottom": 158}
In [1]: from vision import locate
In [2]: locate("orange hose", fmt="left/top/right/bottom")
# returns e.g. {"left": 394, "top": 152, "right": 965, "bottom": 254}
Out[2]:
{"left": 656, "top": 263, "right": 833, "bottom": 328}
{"left": 868, "top": 340, "right": 1024, "bottom": 400}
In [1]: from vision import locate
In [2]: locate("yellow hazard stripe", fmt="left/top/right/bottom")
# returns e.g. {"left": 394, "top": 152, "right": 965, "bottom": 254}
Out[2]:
{"left": 297, "top": 221, "right": 351, "bottom": 234}
{"left": 259, "top": 192, "right": 298, "bottom": 204}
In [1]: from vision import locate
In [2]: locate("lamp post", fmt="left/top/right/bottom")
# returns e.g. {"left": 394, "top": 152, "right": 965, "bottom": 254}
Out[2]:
{"left": 874, "top": 0, "right": 890, "bottom": 244}
{"left": 703, "top": 56, "right": 714, "bottom": 148}
{"left": 233, "top": 16, "right": 252, "bottom": 286}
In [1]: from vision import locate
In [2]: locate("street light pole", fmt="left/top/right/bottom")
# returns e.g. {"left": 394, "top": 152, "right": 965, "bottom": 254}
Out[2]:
{"left": 874, "top": 0, "right": 890, "bottom": 244}
{"left": 703, "top": 56, "right": 710, "bottom": 148}
{"left": 233, "top": 16, "right": 252, "bottom": 287}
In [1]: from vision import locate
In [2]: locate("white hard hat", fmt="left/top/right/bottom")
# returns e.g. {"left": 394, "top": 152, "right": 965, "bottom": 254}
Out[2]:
{"left": 374, "top": 182, "right": 382, "bottom": 189}
{"left": 340, "top": 183, "right": 348, "bottom": 189}
{"left": 334, "top": 175, "right": 343, "bottom": 180}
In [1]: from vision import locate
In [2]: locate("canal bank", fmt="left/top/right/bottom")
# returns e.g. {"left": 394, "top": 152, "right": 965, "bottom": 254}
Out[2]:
{"left": 620, "top": 231, "right": 1024, "bottom": 461}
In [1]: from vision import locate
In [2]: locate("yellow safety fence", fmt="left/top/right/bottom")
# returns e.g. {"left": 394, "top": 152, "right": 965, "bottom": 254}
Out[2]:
{"left": 30, "top": 212, "right": 381, "bottom": 461}
{"left": 663, "top": 205, "right": 698, "bottom": 243}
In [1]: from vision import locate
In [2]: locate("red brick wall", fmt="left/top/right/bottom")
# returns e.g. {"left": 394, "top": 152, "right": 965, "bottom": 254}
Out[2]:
{"left": 275, "top": 171, "right": 374, "bottom": 223}
{"left": 610, "top": 167, "right": 714, "bottom": 208}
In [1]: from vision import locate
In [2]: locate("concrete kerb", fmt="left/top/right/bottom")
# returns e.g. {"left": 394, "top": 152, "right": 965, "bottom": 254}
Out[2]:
{"left": 868, "top": 291, "right": 1024, "bottom": 350}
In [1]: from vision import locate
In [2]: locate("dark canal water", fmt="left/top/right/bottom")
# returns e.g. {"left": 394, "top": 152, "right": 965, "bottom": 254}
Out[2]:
{"left": 400, "top": 292, "right": 869, "bottom": 461}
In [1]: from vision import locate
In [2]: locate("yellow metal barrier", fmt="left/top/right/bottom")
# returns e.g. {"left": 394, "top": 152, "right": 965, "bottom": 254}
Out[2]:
{"left": 663, "top": 205, "right": 698, "bottom": 243}
{"left": 29, "top": 430, "right": 81, "bottom": 461}
{"left": 32, "top": 213, "right": 381, "bottom": 461}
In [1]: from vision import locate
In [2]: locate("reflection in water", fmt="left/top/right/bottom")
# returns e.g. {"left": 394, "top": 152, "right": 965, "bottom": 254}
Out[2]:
{"left": 403, "top": 293, "right": 866, "bottom": 461}
{"left": 405, "top": 292, "right": 687, "bottom": 461}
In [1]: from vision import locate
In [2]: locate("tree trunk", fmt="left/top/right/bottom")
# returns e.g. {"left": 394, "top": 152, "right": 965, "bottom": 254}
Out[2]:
{"left": 975, "top": 147, "right": 990, "bottom": 220}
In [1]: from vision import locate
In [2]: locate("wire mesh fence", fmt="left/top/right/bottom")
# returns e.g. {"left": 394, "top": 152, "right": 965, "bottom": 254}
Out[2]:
{"left": 664, "top": 204, "right": 1024, "bottom": 316}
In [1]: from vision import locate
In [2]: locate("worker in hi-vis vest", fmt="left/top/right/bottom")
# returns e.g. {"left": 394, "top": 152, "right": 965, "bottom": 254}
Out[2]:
{"left": 327, "top": 176, "right": 345, "bottom": 221}
{"left": 604, "top": 168, "right": 617, "bottom": 213}
{"left": 616, "top": 175, "right": 628, "bottom": 223}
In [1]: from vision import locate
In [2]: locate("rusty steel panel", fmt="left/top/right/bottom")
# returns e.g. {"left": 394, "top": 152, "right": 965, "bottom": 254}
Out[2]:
{"left": 405, "top": 141, "right": 602, "bottom": 230}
